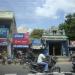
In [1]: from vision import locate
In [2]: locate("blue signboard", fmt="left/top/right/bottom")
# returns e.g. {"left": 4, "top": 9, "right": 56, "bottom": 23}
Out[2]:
{"left": 0, "top": 28, "right": 8, "bottom": 38}
{"left": 13, "top": 33, "right": 24, "bottom": 39}
{"left": 32, "top": 39, "right": 42, "bottom": 45}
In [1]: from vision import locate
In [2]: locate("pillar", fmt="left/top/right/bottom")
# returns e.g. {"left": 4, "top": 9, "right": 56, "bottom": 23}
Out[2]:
{"left": 7, "top": 42, "right": 12, "bottom": 57}
{"left": 61, "top": 42, "right": 66, "bottom": 56}
{"left": 61, "top": 41, "right": 68, "bottom": 56}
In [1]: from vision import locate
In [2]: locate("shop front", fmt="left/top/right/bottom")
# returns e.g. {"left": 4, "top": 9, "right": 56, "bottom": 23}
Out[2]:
{"left": 0, "top": 11, "right": 17, "bottom": 57}
{"left": 0, "top": 38, "right": 8, "bottom": 54}
{"left": 69, "top": 41, "right": 75, "bottom": 55}
{"left": 31, "top": 39, "right": 44, "bottom": 55}
{"left": 12, "top": 33, "right": 30, "bottom": 58}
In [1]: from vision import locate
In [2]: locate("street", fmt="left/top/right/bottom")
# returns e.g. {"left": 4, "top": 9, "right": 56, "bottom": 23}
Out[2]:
{"left": 0, "top": 62, "right": 75, "bottom": 75}
{"left": 0, "top": 64, "right": 29, "bottom": 75}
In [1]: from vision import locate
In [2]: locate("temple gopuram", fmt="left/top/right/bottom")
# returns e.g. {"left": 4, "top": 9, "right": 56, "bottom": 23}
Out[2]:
{"left": 42, "top": 26, "right": 69, "bottom": 56}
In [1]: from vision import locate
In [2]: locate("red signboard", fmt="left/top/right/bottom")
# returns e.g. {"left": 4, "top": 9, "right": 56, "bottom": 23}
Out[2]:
{"left": 0, "top": 38, "right": 7, "bottom": 42}
{"left": 12, "top": 33, "right": 30, "bottom": 45}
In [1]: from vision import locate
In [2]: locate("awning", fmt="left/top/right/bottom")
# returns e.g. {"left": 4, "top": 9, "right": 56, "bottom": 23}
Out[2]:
{"left": 13, "top": 45, "right": 29, "bottom": 48}
{"left": 31, "top": 45, "right": 43, "bottom": 49}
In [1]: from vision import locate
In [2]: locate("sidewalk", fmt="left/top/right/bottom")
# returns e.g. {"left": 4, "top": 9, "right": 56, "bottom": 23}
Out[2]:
{"left": 57, "top": 61, "right": 72, "bottom": 64}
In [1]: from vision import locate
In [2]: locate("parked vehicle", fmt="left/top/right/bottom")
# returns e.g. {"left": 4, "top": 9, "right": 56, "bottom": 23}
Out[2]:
{"left": 72, "top": 54, "right": 75, "bottom": 72}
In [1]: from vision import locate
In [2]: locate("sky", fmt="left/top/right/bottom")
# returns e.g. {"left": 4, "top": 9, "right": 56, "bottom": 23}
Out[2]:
{"left": 0, "top": 0, "right": 75, "bottom": 31}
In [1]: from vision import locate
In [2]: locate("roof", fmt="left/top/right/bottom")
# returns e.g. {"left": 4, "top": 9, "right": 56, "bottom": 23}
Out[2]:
{"left": 42, "top": 35, "right": 68, "bottom": 41}
{"left": 0, "top": 11, "right": 14, "bottom": 19}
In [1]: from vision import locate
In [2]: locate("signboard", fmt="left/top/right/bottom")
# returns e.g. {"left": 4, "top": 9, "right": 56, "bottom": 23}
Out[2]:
{"left": 0, "top": 38, "right": 7, "bottom": 45}
{"left": 13, "top": 45, "right": 29, "bottom": 48}
{"left": 32, "top": 39, "right": 42, "bottom": 45}
{"left": 0, "top": 28, "right": 8, "bottom": 38}
{"left": 0, "top": 42, "right": 7, "bottom": 45}
{"left": 13, "top": 33, "right": 30, "bottom": 45}
{"left": 13, "top": 32, "right": 29, "bottom": 39}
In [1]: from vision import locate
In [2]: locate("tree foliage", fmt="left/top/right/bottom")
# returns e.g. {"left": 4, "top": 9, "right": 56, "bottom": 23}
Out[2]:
{"left": 30, "top": 29, "right": 43, "bottom": 39}
{"left": 59, "top": 13, "right": 75, "bottom": 40}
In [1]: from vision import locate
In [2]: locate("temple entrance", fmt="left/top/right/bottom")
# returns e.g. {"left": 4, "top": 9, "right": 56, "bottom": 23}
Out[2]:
{"left": 49, "top": 42, "right": 61, "bottom": 55}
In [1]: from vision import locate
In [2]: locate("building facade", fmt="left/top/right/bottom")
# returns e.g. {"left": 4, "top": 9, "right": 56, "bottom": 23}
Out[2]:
{"left": 0, "top": 11, "right": 17, "bottom": 57}
{"left": 42, "top": 27, "right": 69, "bottom": 56}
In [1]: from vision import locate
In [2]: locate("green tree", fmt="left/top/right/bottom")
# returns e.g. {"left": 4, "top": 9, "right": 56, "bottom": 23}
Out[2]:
{"left": 59, "top": 13, "right": 75, "bottom": 40}
{"left": 30, "top": 29, "right": 43, "bottom": 39}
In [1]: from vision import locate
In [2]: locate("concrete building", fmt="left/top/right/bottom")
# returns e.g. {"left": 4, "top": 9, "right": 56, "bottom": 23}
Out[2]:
{"left": 42, "top": 27, "right": 69, "bottom": 56}
{"left": 0, "top": 11, "right": 17, "bottom": 57}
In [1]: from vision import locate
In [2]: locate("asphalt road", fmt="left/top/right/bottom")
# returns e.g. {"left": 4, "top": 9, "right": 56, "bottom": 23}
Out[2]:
{"left": 0, "top": 62, "right": 74, "bottom": 75}
{"left": 0, "top": 64, "right": 30, "bottom": 75}
{"left": 56, "top": 62, "right": 73, "bottom": 72}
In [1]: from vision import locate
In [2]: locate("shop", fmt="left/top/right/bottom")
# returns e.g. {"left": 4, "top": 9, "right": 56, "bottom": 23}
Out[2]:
{"left": 12, "top": 33, "right": 30, "bottom": 58}
{"left": 0, "top": 11, "right": 17, "bottom": 57}
{"left": 31, "top": 39, "right": 44, "bottom": 55}
{"left": 69, "top": 41, "right": 75, "bottom": 55}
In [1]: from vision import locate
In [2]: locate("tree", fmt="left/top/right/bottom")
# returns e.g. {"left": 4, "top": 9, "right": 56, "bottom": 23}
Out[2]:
{"left": 59, "top": 13, "right": 75, "bottom": 40}
{"left": 30, "top": 29, "right": 43, "bottom": 39}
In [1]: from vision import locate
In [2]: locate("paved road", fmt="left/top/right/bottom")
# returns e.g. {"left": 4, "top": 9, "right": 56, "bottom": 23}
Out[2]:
{"left": 0, "top": 64, "right": 30, "bottom": 75}
{"left": 56, "top": 62, "right": 73, "bottom": 72}
{"left": 0, "top": 62, "right": 74, "bottom": 75}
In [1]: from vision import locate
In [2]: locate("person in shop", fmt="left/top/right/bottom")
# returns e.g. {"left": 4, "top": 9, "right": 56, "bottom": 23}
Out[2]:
{"left": 17, "top": 51, "right": 22, "bottom": 59}
{"left": 37, "top": 50, "right": 49, "bottom": 72}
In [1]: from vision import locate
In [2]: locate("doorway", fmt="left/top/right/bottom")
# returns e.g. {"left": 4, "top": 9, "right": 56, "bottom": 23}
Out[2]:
{"left": 49, "top": 42, "right": 61, "bottom": 55}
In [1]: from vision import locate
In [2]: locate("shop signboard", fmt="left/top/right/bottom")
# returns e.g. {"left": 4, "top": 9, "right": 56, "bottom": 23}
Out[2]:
{"left": 32, "top": 39, "right": 42, "bottom": 45}
{"left": 13, "top": 45, "right": 29, "bottom": 48}
{"left": 13, "top": 33, "right": 30, "bottom": 45}
{"left": 0, "top": 38, "right": 7, "bottom": 45}
{"left": 0, "top": 28, "right": 8, "bottom": 38}
{"left": 0, "top": 42, "right": 7, "bottom": 45}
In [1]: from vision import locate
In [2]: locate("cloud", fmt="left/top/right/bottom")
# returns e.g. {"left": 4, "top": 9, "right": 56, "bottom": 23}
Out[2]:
{"left": 35, "top": 0, "right": 75, "bottom": 19}
{"left": 17, "top": 25, "right": 33, "bottom": 33}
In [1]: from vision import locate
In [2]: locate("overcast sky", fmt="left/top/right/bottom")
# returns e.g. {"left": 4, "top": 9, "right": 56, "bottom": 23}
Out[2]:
{"left": 0, "top": 0, "right": 75, "bottom": 30}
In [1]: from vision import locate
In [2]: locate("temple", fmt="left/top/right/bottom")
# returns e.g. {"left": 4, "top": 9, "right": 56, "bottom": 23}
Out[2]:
{"left": 42, "top": 26, "right": 69, "bottom": 56}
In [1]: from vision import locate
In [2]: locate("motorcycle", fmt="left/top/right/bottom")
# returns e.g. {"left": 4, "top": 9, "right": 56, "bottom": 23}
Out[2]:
{"left": 30, "top": 56, "right": 61, "bottom": 73}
